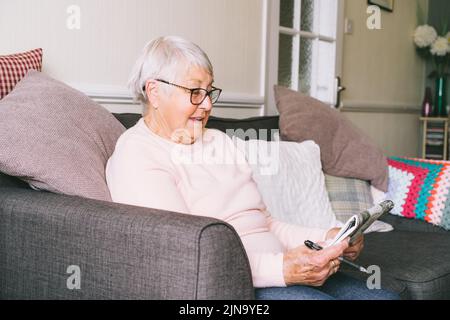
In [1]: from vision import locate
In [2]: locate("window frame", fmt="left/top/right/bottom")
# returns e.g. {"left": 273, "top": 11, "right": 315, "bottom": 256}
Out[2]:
{"left": 264, "top": 0, "right": 345, "bottom": 115}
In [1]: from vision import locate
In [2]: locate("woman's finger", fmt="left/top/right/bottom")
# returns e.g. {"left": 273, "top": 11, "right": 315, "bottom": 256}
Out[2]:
{"left": 328, "top": 259, "right": 340, "bottom": 275}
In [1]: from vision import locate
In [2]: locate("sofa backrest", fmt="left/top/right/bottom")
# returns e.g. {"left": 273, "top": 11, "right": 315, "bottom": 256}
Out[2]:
{"left": 113, "top": 113, "right": 281, "bottom": 141}
{"left": 0, "top": 172, "right": 30, "bottom": 189}
{"left": 207, "top": 115, "right": 280, "bottom": 141}
{"left": 112, "top": 113, "right": 141, "bottom": 129}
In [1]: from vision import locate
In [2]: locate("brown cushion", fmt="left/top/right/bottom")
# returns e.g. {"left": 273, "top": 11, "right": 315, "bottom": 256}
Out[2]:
{"left": 0, "top": 70, "right": 125, "bottom": 201}
{"left": 274, "top": 85, "right": 388, "bottom": 191}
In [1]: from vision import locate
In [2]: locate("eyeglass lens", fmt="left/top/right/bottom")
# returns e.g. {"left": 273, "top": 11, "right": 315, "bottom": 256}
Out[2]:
{"left": 191, "top": 89, "right": 221, "bottom": 105}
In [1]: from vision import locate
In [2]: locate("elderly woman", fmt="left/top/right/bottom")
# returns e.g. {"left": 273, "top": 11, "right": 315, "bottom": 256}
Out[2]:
{"left": 106, "top": 36, "right": 399, "bottom": 300}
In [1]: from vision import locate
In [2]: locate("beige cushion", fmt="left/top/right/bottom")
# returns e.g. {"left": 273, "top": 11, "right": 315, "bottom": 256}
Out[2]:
{"left": 274, "top": 85, "right": 388, "bottom": 191}
{"left": 0, "top": 70, "right": 125, "bottom": 201}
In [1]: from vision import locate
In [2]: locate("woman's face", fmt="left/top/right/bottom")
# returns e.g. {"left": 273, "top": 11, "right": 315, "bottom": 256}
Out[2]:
{"left": 152, "top": 66, "right": 214, "bottom": 144}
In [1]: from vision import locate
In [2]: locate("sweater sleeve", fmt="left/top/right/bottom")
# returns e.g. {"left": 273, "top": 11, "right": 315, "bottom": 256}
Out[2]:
{"left": 245, "top": 213, "right": 329, "bottom": 288}
{"left": 242, "top": 211, "right": 329, "bottom": 288}
{"left": 264, "top": 210, "right": 329, "bottom": 250}
{"left": 246, "top": 252, "right": 286, "bottom": 288}
{"left": 244, "top": 221, "right": 328, "bottom": 288}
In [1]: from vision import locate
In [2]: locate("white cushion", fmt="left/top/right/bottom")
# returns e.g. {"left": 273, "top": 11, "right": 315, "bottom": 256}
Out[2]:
{"left": 235, "top": 138, "right": 338, "bottom": 229}
{"left": 235, "top": 138, "right": 393, "bottom": 234}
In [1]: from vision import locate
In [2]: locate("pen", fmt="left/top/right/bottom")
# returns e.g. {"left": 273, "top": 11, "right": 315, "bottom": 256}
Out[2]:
{"left": 304, "top": 240, "right": 369, "bottom": 274}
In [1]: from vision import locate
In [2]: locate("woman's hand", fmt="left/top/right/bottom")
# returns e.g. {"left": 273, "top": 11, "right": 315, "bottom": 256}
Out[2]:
{"left": 325, "top": 227, "right": 364, "bottom": 261}
{"left": 283, "top": 240, "right": 348, "bottom": 286}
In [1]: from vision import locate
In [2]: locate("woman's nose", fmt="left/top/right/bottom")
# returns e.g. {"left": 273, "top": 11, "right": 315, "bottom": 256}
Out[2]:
{"left": 199, "top": 95, "right": 213, "bottom": 111}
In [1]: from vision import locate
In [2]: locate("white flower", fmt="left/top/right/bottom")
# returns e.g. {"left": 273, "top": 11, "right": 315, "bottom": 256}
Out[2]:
{"left": 413, "top": 25, "right": 438, "bottom": 48}
{"left": 430, "top": 37, "right": 450, "bottom": 56}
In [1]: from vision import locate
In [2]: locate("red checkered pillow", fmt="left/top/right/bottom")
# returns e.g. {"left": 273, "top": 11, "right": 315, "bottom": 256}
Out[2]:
{"left": 0, "top": 48, "right": 43, "bottom": 99}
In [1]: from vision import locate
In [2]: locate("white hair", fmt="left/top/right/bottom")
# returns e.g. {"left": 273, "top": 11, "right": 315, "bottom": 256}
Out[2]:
{"left": 128, "top": 36, "right": 214, "bottom": 107}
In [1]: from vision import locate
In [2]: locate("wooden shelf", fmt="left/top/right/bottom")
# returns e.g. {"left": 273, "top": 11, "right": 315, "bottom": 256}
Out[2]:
{"left": 421, "top": 117, "right": 449, "bottom": 160}
{"left": 420, "top": 117, "right": 449, "bottom": 121}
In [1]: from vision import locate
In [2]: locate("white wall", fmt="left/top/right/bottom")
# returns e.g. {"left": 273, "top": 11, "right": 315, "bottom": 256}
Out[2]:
{"left": 0, "top": 0, "right": 266, "bottom": 117}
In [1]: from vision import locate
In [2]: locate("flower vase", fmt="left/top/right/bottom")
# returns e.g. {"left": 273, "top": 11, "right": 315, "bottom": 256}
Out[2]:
{"left": 434, "top": 76, "right": 448, "bottom": 117}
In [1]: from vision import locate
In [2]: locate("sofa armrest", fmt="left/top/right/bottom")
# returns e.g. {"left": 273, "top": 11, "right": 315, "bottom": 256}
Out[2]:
{"left": 0, "top": 188, "right": 254, "bottom": 299}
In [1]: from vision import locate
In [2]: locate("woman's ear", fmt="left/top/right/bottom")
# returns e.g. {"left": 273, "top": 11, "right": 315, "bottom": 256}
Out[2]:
{"left": 145, "top": 80, "right": 159, "bottom": 109}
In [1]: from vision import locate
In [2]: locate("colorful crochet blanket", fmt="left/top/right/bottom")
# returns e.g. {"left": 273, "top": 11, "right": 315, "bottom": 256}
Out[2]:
{"left": 387, "top": 157, "right": 450, "bottom": 230}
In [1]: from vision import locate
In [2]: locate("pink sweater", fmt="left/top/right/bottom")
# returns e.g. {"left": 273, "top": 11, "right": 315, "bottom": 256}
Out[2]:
{"left": 106, "top": 118, "right": 328, "bottom": 287}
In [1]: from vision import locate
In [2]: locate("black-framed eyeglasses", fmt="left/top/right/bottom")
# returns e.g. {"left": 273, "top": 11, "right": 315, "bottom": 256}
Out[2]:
{"left": 151, "top": 79, "right": 222, "bottom": 105}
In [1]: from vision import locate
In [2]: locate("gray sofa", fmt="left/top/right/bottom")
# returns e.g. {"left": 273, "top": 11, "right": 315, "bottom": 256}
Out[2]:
{"left": 1, "top": 113, "right": 450, "bottom": 300}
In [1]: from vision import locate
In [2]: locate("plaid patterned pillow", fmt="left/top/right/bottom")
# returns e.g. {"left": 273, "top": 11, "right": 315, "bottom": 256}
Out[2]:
{"left": 0, "top": 48, "right": 43, "bottom": 99}
{"left": 325, "top": 174, "right": 374, "bottom": 223}
{"left": 325, "top": 174, "right": 393, "bottom": 233}
{"left": 387, "top": 157, "right": 450, "bottom": 230}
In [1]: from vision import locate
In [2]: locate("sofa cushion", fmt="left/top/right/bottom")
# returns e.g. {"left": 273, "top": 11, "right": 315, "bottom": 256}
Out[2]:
{"left": 380, "top": 214, "right": 449, "bottom": 235}
{"left": 237, "top": 139, "right": 337, "bottom": 229}
{"left": 325, "top": 175, "right": 374, "bottom": 221}
{"left": 0, "top": 70, "right": 125, "bottom": 201}
{"left": 0, "top": 48, "right": 43, "bottom": 100}
{"left": 381, "top": 157, "right": 450, "bottom": 231}
{"left": 340, "top": 265, "right": 409, "bottom": 299}
{"left": 274, "top": 85, "right": 388, "bottom": 192}
{"left": 342, "top": 230, "right": 450, "bottom": 299}
{"left": 325, "top": 174, "right": 393, "bottom": 233}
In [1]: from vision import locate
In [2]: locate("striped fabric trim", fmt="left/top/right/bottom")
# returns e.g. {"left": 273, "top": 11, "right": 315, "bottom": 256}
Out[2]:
{"left": 0, "top": 48, "right": 43, "bottom": 99}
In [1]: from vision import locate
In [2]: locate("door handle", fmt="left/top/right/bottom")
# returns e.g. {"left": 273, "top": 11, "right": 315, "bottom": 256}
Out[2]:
{"left": 335, "top": 76, "right": 346, "bottom": 109}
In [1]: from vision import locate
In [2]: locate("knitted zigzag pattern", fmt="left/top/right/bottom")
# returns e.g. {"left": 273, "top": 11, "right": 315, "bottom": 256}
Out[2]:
{"left": 387, "top": 157, "right": 450, "bottom": 230}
